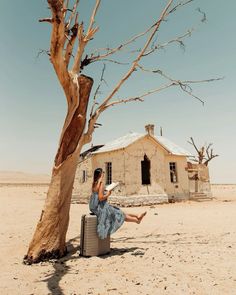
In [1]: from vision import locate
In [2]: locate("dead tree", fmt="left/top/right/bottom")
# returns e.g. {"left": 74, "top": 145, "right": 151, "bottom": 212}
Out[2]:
{"left": 24, "top": 0, "right": 220, "bottom": 263}
{"left": 188, "top": 137, "right": 219, "bottom": 166}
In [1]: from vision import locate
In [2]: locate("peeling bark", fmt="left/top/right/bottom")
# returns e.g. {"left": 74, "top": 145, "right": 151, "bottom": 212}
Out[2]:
{"left": 55, "top": 75, "right": 93, "bottom": 166}
{"left": 24, "top": 75, "right": 93, "bottom": 264}
{"left": 24, "top": 155, "right": 77, "bottom": 264}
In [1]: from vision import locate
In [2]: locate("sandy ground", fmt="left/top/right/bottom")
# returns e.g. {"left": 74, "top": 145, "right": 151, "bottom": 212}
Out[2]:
{"left": 0, "top": 183, "right": 236, "bottom": 295}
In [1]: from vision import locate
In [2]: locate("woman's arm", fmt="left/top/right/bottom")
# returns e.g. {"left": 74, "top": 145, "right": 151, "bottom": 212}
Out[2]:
{"left": 98, "top": 181, "right": 111, "bottom": 201}
{"left": 93, "top": 172, "right": 104, "bottom": 192}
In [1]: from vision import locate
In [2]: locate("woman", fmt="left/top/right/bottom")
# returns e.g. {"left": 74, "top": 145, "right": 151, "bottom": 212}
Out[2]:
{"left": 89, "top": 168, "right": 146, "bottom": 239}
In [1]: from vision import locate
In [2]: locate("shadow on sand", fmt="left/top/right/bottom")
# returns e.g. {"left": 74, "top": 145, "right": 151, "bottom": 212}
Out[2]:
{"left": 40, "top": 236, "right": 80, "bottom": 295}
{"left": 41, "top": 232, "right": 190, "bottom": 294}
{"left": 40, "top": 236, "right": 142, "bottom": 295}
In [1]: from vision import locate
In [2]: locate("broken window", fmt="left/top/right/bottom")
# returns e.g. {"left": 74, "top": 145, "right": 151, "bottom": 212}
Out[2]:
{"left": 141, "top": 154, "right": 151, "bottom": 185}
{"left": 105, "top": 162, "right": 112, "bottom": 185}
{"left": 169, "top": 162, "right": 178, "bottom": 183}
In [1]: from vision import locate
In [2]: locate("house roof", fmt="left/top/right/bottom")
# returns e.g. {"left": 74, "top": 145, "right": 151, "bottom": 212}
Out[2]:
{"left": 92, "top": 132, "right": 143, "bottom": 154}
{"left": 92, "top": 132, "right": 192, "bottom": 156}
{"left": 80, "top": 145, "right": 104, "bottom": 159}
{"left": 155, "top": 135, "right": 192, "bottom": 156}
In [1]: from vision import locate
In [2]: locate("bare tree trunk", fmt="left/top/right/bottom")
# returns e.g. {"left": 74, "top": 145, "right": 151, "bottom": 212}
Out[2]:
{"left": 25, "top": 154, "right": 78, "bottom": 263}
{"left": 24, "top": 75, "right": 93, "bottom": 264}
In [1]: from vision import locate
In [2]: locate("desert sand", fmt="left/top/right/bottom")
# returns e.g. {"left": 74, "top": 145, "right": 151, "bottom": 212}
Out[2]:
{"left": 0, "top": 178, "right": 236, "bottom": 295}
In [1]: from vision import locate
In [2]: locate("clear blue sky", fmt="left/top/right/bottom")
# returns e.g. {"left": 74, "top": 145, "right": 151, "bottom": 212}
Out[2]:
{"left": 0, "top": 0, "right": 235, "bottom": 183}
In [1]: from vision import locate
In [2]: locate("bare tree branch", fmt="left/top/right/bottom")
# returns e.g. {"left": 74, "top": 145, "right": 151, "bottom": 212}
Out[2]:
{"left": 102, "top": 83, "right": 174, "bottom": 110}
{"left": 206, "top": 143, "right": 212, "bottom": 159}
{"left": 84, "top": 0, "right": 209, "bottom": 143}
{"left": 36, "top": 49, "right": 50, "bottom": 59}
{"left": 89, "top": 63, "right": 107, "bottom": 118}
{"left": 88, "top": 25, "right": 154, "bottom": 62}
{"left": 88, "top": 0, "right": 197, "bottom": 63}
{"left": 66, "top": 0, "right": 80, "bottom": 30}
{"left": 86, "top": 0, "right": 101, "bottom": 37}
{"left": 168, "top": 0, "right": 194, "bottom": 14}
{"left": 196, "top": 7, "right": 207, "bottom": 23}
{"left": 64, "top": 23, "right": 78, "bottom": 67}
{"left": 137, "top": 65, "right": 223, "bottom": 105}
{"left": 72, "top": 0, "right": 101, "bottom": 74}
{"left": 39, "top": 18, "right": 53, "bottom": 23}
{"left": 95, "top": 0, "right": 174, "bottom": 113}
{"left": 142, "top": 28, "right": 194, "bottom": 57}
{"left": 90, "top": 58, "right": 129, "bottom": 66}
{"left": 204, "top": 154, "right": 219, "bottom": 166}
{"left": 188, "top": 138, "right": 219, "bottom": 165}
{"left": 188, "top": 137, "right": 200, "bottom": 153}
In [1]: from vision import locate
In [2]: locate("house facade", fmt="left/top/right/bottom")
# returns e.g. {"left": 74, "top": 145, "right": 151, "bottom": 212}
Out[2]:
{"left": 187, "top": 162, "right": 212, "bottom": 200}
{"left": 72, "top": 125, "right": 193, "bottom": 206}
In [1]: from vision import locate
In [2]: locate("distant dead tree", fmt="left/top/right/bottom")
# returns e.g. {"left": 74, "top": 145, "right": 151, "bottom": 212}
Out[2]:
{"left": 188, "top": 137, "right": 219, "bottom": 166}
{"left": 24, "top": 0, "right": 221, "bottom": 263}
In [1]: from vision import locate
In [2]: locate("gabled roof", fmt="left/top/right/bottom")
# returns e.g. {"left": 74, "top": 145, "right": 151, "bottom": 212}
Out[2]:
{"left": 92, "top": 132, "right": 144, "bottom": 154}
{"left": 155, "top": 135, "right": 192, "bottom": 156}
{"left": 92, "top": 132, "right": 192, "bottom": 156}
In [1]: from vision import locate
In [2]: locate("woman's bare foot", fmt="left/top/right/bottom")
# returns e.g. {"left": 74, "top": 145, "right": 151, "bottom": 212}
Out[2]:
{"left": 137, "top": 211, "right": 147, "bottom": 224}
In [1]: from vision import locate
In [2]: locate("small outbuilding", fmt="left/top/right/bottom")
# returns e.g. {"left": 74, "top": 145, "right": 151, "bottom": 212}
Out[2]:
{"left": 73, "top": 125, "right": 195, "bottom": 206}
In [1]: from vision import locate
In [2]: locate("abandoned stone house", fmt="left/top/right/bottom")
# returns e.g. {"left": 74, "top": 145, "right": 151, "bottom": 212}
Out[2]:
{"left": 72, "top": 124, "right": 211, "bottom": 206}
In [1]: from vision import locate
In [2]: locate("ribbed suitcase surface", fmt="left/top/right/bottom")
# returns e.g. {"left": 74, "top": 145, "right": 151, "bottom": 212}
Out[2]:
{"left": 80, "top": 214, "right": 110, "bottom": 257}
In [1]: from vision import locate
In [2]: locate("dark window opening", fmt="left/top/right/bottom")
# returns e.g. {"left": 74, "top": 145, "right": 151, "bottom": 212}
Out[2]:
{"left": 169, "top": 162, "right": 178, "bottom": 183}
{"left": 141, "top": 154, "right": 151, "bottom": 185}
{"left": 105, "top": 162, "right": 112, "bottom": 184}
{"left": 82, "top": 170, "right": 87, "bottom": 183}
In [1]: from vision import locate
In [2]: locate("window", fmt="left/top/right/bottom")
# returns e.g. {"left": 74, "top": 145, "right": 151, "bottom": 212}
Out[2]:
{"left": 105, "top": 162, "right": 112, "bottom": 185}
{"left": 169, "top": 162, "right": 178, "bottom": 183}
{"left": 141, "top": 154, "right": 151, "bottom": 185}
{"left": 82, "top": 170, "right": 87, "bottom": 183}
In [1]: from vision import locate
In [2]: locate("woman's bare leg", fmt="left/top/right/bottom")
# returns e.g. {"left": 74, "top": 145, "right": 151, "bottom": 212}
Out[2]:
{"left": 124, "top": 214, "right": 139, "bottom": 223}
{"left": 124, "top": 212, "right": 147, "bottom": 224}
{"left": 127, "top": 212, "right": 147, "bottom": 219}
{"left": 127, "top": 213, "right": 139, "bottom": 218}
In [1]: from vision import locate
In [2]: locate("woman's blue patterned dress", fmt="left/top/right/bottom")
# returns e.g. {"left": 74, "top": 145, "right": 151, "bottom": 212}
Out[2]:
{"left": 89, "top": 191, "right": 125, "bottom": 239}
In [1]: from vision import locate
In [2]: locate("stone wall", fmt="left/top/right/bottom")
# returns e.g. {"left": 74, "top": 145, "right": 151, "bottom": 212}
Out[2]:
{"left": 165, "top": 155, "right": 190, "bottom": 201}
{"left": 188, "top": 162, "right": 212, "bottom": 197}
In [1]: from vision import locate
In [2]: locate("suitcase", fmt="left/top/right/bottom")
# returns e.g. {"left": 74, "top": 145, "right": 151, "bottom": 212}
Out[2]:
{"left": 80, "top": 213, "right": 110, "bottom": 257}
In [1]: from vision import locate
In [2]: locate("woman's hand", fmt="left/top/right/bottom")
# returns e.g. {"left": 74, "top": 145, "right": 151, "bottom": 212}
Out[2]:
{"left": 102, "top": 190, "right": 111, "bottom": 200}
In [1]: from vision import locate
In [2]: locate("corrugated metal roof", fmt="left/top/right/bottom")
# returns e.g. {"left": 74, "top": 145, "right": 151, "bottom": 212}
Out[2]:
{"left": 92, "top": 132, "right": 144, "bottom": 154}
{"left": 155, "top": 136, "right": 192, "bottom": 156}
{"left": 92, "top": 132, "right": 192, "bottom": 156}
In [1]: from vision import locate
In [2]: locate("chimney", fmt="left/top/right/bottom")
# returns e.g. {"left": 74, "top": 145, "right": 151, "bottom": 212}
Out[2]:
{"left": 145, "top": 124, "right": 155, "bottom": 136}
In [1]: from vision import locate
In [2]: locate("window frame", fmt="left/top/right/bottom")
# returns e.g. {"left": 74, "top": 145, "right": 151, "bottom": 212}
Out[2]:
{"left": 82, "top": 170, "right": 87, "bottom": 183}
{"left": 105, "top": 162, "right": 112, "bottom": 185}
{"left": 169, "top": 162, "right": 178, "bottom": 183}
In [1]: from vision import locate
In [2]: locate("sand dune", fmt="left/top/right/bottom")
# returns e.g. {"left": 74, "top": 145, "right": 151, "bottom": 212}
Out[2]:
{"left": 0, "top": 171, "right": 50, "bottom": 184}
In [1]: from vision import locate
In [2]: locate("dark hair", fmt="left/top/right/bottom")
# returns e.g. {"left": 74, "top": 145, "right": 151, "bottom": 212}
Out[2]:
{"left": 93, "top": 168, "right": 103, "bottom": 184}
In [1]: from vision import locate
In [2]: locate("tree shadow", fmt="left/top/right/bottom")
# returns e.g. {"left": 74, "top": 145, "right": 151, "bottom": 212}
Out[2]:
{"left": 98, "top": 246, "right": 142, "bottom": 258}
{"left": 40, "top": 232, "right": 188, "bottom": 294}
{"left": 40, "top": 235, "right": 81, "bottom": 295}
{"left": 40, "top": 236, "right": 145, "bottom": 294}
